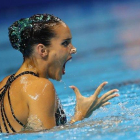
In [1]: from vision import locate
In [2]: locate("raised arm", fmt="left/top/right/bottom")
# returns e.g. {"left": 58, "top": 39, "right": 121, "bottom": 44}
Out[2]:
{"left": 69, "top": 82, "right": 119, "bottom": 123}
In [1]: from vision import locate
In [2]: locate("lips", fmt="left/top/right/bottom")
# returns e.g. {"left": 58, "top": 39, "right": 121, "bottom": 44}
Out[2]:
{"left": 62, "top": 57, "right": 72, "bottom": 74}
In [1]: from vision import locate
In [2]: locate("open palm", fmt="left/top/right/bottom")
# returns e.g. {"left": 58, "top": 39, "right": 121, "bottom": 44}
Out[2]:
{"left": 70, "top": 82, "right": 119, "bottom": 122}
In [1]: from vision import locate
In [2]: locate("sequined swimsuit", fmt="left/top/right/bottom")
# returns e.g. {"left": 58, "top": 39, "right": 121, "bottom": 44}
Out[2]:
{"left": 0, "top": 71, "right": 67, "bottom": 133}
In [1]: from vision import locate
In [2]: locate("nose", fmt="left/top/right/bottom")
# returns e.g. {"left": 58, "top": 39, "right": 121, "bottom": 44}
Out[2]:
{"left": 70, "top": 45, "right": 77, "bottom": 54}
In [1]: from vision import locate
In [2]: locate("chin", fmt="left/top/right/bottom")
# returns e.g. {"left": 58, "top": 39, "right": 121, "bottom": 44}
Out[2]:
{"left": 56, "top": 78, "right": 61, "bottom": 81}
{"left": 56, "top": 75, "right": 62, "bottom": 81}
{"left": 53, "top": 73, "right": 62, "bottom": 81}
{"left": 49, "top": 70, "right": 62, "bottom": 81}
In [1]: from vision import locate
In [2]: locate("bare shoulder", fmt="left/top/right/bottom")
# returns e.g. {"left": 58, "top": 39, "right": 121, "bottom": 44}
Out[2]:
{"left": 26, "top": 77, "right": 56, "bottom": 102}
{"left": 32, "top": 77, "right": 55, "bottom": 94}
{"left": 0, "top": 75, "right": 11, "bottom": 89}
{"left": 26, "top": 77, "right": 56, "bottom": 129}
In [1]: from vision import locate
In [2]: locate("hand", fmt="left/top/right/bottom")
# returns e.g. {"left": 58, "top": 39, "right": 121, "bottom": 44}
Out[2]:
{"left": 69, "top": 82, "right": 119, "bottom": 123}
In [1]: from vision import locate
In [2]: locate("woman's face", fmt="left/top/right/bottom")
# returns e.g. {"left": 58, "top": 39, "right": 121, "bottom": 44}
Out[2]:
{"left": 47, "top": 22, "right": 76, "bottom": 81}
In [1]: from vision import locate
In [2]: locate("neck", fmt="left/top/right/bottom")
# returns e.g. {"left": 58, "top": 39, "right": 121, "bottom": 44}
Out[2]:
{"left": 16, "top": 57, "right": 49, "bottom": 78}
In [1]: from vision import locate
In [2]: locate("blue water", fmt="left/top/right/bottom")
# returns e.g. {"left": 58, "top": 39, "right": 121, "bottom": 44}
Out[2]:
{"left": 1, "top": 1, "right": 140, "bottom": 140}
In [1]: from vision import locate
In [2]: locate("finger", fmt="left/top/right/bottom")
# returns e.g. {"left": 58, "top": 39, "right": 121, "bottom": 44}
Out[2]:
{"left": 89, "top": 101, "right": 111, "bottom": 112}
{"left": 100, "top": 89, "right": 119, "bottom": 101}
{"left": 102, "top": 102, "right": 111, "bottom": 107}
{"left": 85, "top": 111, "right": 93, "bottom": 118}
{"left": 102, "top": 93, "right": 119, "bottom": 103}
{"left": 93, "top": 82, "right": 108, "bottom": 97}
{"left": 69, "top": 85, "right": 81, "bottom": 98}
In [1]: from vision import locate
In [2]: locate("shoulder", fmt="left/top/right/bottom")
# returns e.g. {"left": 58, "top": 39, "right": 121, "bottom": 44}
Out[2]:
{"left": 26, "top": 77, "right": 56, "bottom": 103}
{"left": 32, "top": 77, "right": 55, "bottom": 95}
{"left": 25, "top": 78, "right": 56, "bottom": 129}
{"left": 18, "top": 74, "right": 55, "bottom": 94}
{"left": 0, "top": 75, "right": 11, "bottom": 88}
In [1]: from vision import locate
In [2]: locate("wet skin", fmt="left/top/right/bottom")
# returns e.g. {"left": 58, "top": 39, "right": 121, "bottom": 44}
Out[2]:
{"left": 0, "top": 22, "right": 76, "bottom": 132}
{"left": 0, "top": 22, "right": 119, "bottom": 133}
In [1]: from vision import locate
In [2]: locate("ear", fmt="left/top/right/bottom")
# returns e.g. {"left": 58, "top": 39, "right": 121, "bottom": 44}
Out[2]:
{"left": 36, "top": 44, "right": 48, "bottom": 58}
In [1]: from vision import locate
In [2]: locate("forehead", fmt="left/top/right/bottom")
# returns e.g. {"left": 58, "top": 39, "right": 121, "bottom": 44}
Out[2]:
{"left": 53, "top": 22, "right": 72, "bottom": 39}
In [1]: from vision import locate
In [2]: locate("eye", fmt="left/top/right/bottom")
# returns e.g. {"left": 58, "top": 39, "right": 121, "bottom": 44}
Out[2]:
{"left": 62, "top": 40, "right": 70, "bottom": 47}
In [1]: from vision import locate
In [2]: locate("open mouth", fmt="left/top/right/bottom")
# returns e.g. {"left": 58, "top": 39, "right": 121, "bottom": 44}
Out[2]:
{"left": 62, "top": 57, "right": 72, "bottom": 75}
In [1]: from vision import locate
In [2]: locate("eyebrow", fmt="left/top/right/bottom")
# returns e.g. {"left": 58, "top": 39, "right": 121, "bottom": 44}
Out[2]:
{"left": 63, "top": 38, "right": 72, "bottom": 41}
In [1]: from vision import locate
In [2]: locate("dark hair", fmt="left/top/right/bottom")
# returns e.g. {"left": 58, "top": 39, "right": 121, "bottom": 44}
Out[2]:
{"left": 8, "top": 14, "right": 62, "bottom": 57}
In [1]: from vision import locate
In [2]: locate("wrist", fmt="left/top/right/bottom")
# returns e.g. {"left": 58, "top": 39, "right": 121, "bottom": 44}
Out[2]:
{"left": 70, "top": 111, "right": 84, "bottom": 124}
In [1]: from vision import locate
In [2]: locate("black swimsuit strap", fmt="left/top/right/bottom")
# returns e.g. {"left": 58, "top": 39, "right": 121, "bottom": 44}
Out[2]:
{"left": 1, "top": 95, "right": 16, "bottom": 133}
{"left": 0, "top": 71, "right": 38, "bottom": 133}
{"left": 1, "top": 97, "right": 9, "bottom": 133}
{"left": 0, "top": 75, "right": 15, "bottom": 102}
{"left": 8, "top": 89, "right": 25, "bottom": 127}
{"left": 0, "top": 71, "right": 38, "bottom": 100}
{"left": 13, "top": 71, "right": 38, "bottom": 80}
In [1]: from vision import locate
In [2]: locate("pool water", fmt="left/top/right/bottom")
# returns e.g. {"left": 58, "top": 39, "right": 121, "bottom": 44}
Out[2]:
{"left": 0, "top": 1, "right": 140, "bottom": 140}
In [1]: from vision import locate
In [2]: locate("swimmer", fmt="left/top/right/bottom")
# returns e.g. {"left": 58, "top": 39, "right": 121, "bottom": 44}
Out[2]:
{"left": 0, "top": 14, "right": 119, "bottom": 133}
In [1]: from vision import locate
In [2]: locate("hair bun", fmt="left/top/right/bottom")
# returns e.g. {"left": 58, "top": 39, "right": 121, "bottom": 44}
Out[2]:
{"left": 8, "top": 14, "right": 62, "bottom": 56}
{"left": 8, "top": 18, "right": 32, "bottom": 52}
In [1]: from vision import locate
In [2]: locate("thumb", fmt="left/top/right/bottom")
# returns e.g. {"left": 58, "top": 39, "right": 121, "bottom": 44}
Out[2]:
{"left": 69, "top": 85, "right": 82, "bottom": 98}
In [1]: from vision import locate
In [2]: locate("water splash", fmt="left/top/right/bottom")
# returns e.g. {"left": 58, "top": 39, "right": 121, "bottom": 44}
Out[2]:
{"left": 20, "top": 76, "right": 28, "bottom": 92}
{"left": 60, "top": 80, "right": 67, "bottom": 89}
{"left": 28, "top": 94, "right": 39, "bottom": 101}
{"left": 23, "top": 115, "right": 44, "bottom": 131}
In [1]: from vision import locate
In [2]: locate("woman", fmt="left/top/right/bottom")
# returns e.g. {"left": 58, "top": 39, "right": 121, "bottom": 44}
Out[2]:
{"left": 0, "top": 14, "right": 119, "bottom": 133}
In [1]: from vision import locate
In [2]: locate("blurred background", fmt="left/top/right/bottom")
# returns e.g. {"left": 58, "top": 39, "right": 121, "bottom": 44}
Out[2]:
{"left": 0, "top": 0, "right": 140, "bottom": 88}
{"left": 1, "top": 1, "right": 140, "bottom": 139}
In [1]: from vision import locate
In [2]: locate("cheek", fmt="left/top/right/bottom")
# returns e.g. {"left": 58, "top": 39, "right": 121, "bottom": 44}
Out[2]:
{"left": 52, "top": 53, "right": 62, "bottom": 66}
{"left": 50, "top": 51, "right": 58, "bottom": 60}
{"left": 57, "top": 50, "right": 66, "bottom": 59}
{"left": 50, "top": 49, "right": 68, "bottom": 63}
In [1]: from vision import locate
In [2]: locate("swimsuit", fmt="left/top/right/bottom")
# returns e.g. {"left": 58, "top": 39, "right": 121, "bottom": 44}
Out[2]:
{"left": 0, "top": 71, "right": 67, "bottom": 133}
